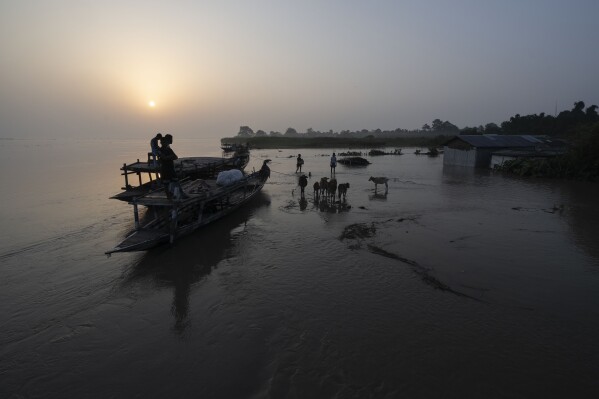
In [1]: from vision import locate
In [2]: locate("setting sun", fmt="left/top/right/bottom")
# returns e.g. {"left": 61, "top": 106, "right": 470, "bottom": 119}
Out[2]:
{"left": 148, "top": 100, "right": 156, "bottom": 108}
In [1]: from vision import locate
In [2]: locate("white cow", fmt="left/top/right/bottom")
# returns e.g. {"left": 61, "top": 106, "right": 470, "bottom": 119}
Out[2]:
{"left": 368, "top": 176, "right": 389, "bottom": 192}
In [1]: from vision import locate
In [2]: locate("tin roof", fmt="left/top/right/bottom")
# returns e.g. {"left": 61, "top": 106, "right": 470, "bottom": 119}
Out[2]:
{"left": 447, "top": 134, "right": 545, "bottom": 148}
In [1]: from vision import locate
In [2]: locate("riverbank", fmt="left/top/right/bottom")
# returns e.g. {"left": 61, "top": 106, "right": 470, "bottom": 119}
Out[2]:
{"left": 496, "top": 123, "right": 599, "bottom": 181}
{"left": 220, "top": 135, "right": 449, "bottom": 149}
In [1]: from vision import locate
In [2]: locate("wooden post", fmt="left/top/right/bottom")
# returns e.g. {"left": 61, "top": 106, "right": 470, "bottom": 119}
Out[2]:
{"left": 169, "top": 206, "right": 178, "bottom": 244}
{"left": 133, "top": 201, "right": 139, "bottom": 230}
{"left": 197, "top": 202, "right": 205, "bottom": 224}
{"left": 123, "top": 163, "right": 129, "bottom": 188}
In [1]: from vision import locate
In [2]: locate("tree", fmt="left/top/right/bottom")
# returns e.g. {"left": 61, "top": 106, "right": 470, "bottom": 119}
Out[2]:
{"left": 284, "top": 127, "right": 298, "bottom": 136}
{"left": 255, "top": 130, "right": 267, "bottom": 137}
{"left": 237, "top": 126, "right": 254, "bottom": 137}
{"left": 422, "top": 123, "right": 431, "bottom": 131}
{"left": 484, "top": 123, "right": 501, "bottom": 133}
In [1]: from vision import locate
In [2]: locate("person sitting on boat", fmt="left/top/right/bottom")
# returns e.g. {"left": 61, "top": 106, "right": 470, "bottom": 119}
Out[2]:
{"left": 150, "top": 133, "right": 163, "bottom": 167}
{"left": 296, "top": 154, "right": 304, "bottom": 173}
{"left": 159, "top": 134, "right": 188, "bottom": 199}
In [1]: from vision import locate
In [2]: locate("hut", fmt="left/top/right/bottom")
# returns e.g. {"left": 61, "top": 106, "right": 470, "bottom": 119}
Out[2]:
{"left": 443, "top": 134, "right": 563, "bottom": 168}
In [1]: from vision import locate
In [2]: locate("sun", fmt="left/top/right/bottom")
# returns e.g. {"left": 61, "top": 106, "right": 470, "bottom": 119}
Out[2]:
{"left": 148, "top": 100, "right": 156, "bottom": 108}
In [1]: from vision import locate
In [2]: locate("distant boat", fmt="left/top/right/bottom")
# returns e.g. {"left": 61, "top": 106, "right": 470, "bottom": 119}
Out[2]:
{"left": 221, "top": 143, "right": 249, "bottom": 153}
{"left": 338, "top": 156, "right": 371, "bottom": 166}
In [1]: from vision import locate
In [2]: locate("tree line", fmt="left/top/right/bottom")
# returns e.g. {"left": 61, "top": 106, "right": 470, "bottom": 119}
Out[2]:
{"left": 236, "top": 101, "right": 598, "bottom": 139}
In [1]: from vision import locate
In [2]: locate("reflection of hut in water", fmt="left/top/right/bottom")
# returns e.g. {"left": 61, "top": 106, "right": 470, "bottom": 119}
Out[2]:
{"left": 338, "top": 156, "right": 371, "bottom": 166}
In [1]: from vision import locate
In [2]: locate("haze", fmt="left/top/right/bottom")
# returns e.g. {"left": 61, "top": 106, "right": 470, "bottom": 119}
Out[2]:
{"left": 1, "top": 1, "right": 598, "bottom": 139}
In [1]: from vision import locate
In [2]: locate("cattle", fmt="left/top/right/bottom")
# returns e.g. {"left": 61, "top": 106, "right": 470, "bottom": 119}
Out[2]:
{"left": 328, "top": 178, "right": 337, "bottom": 200}
{"left": 313, "top": 181, "right": 320, "bottom": 197}
{"left": 337, "top": 183, "right": 349, "bottom": 201}
{"left": 319, "top": 177, "right": 329, "bottom": 197}
{"left": 368, "top": 176, "right": 389, "bottom": 192}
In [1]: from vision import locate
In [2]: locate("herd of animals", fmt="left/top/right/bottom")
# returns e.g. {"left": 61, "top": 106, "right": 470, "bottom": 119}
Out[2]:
{"left": 296, "top": 174, "right": 389, "bottom": 202}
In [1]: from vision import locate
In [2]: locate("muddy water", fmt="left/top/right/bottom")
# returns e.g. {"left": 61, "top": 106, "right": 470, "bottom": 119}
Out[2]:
{"left": 1, "top": 139, "right": 599, "bottom": 398}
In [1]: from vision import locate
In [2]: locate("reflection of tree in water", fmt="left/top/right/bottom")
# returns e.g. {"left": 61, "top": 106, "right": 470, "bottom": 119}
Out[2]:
{"left": 121, "top": 193, "right": 270, "bottom": 333}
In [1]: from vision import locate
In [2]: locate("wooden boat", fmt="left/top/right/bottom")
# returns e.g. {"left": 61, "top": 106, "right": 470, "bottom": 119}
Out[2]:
{"left": 221, "top": 143, "right": 249, "bottom": 153}
{"left": 338, "top": 156, "right": 371, "bottom": 166}
{"left": 111, "top": 151, "right": 250, "bottom": 202}
{"left": 106, "top": 162, "right": 270, "bottom": 255}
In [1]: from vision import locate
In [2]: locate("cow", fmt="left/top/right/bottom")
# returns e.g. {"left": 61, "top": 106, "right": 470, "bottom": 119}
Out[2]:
{"left": 337, "top": 183, "right": 349, "bottom": 201}
{"left": 319, "top": 177, "right": 329, "bottom": 197}
{"left": 328, "top": 178, "right": 338, "bottom": 200}
{"left": 368, "top": 176, "right": 389, "bottom": 192}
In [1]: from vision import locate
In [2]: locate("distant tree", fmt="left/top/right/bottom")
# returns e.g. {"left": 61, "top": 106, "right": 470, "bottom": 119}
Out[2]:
{"left": 422, "top": 123, "right": 431, "bottom": 131}
{"left": 284, "top": 127, "right": 298, "bottom": 136}
{"left": 460, "top": 126, "right": 478, "bottom": 135}
{"left": 431, "top": 119, "right": 443, "bottom": 131}
{"left": 573, "top": 101, "right": 585, "bottom": 116}
{"left": 237, "top": 126, "right": 254, "bottom": 137}
{"left": 270, "top": 131, "right": 282, "bottom": 137}
{"left": 255, "top": 130, "right": 267, "bottom": 137}
{"left": 484, "top": 123, "right": 501, "bottom": 133}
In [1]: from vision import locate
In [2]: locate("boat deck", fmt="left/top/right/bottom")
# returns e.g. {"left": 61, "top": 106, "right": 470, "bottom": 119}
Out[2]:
{"left": 123, "top": 156, "right": 241, "bottom": 174}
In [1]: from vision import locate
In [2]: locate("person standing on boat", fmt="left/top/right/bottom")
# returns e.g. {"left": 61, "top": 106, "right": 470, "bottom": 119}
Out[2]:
{"left": 296, "top": 154, "right": 304, "bottom": 173}
{"left": 150, "top": 133, "right": 163, "bottom": 167}
{"left": 330, "top": 153, "right": 337, "bottom": 176}
{"left": 159, "top": 134, "right": 186, "bottom": 199}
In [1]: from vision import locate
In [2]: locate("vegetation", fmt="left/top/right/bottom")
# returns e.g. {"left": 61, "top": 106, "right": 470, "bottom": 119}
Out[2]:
{"left": 222, "top": 135, "right": 449, "bottom": 149}
{"left": 223, "top": 101, "right": 599, "bottom": 181}
{"left": 496, "top": 122, "right": 599, "bottom": 181}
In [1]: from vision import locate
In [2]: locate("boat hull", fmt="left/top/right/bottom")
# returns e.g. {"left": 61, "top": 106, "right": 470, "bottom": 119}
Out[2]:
{"left": 106, "top": 173, "right": 266, "bottom": 254}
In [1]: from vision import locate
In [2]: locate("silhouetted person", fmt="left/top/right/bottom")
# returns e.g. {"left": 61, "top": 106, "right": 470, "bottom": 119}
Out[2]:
{"left": 150, "top": 133, "right": 163, "bottom": 167}
{"left": 296, "top": 154, "right": 304, "bottom": 173}
{"left": 160, "top": 134, "right": 186, "bottom": 199}
{"left": 298, "top": 174, "right": 308, "bottom": 197}
{"left": 330, "top": 153, "right": 337, "bottom": 176}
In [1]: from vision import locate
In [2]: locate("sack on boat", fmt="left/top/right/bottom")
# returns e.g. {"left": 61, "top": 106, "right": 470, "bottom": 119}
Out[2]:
{"left": 216, "top": 169, "right": 244, "bottom": 186}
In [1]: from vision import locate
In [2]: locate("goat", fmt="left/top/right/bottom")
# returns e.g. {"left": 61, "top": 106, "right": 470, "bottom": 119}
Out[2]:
{"left": 337, "top": 183, "right": 349, "bottom": 201}
{"left": 328, "top": 178, "right": 338, "bottom": 200}
{"left": 368, "top": 176, "right": 389, "bottom": 192}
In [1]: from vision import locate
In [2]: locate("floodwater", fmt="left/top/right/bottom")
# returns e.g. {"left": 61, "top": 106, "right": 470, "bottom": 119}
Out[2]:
{"left": 1, "top": 138, "right": 599, "bottom": 398}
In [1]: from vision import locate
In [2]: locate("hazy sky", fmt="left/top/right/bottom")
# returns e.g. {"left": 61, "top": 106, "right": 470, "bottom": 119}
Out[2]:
{"left": 1, "top": 0, "right": 598, "bottom": 139}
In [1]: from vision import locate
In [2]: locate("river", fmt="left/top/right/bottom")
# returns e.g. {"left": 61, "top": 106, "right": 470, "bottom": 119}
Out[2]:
{"left": 1, "top": 138, "right": 598, "bottom": 398}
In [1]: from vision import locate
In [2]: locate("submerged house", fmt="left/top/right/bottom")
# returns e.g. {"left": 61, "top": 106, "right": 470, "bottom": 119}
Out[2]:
{"left": 443, "top": 134, "right": 567, "bottom": 168}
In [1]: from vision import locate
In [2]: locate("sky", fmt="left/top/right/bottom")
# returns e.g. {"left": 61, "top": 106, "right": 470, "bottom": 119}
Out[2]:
{"left": 1, "top": 0, "right": 598, "bottom": 139}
